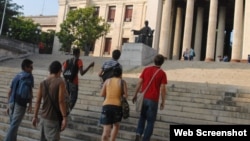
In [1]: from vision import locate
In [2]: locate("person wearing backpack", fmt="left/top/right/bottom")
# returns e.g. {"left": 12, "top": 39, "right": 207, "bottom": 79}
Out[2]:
{"left": 63, "top": 48, "right": 94, "bottom": 110}
{"left": 97, "top": 49, "right": 122, "bottom": 126}
{"left": 4, "top": 59, "right": 34, "bottom": 141}
{"left": 98, "top": 49, "right": 122, "bottom": 87}
{"left": 32, "top": 61, "right": 68, "bottom": 140}
{"left": 100, "top": 67, "right": 128, "bottom": 141}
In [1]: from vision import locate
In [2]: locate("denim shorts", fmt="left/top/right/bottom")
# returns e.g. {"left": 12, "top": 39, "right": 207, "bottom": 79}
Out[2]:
{"left": 100, "top": 105, "right": 122, "bottom": 125}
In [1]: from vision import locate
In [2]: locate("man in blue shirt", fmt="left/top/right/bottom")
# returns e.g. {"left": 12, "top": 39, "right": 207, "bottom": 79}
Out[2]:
{"left": 5, "top": 59, "right": 34, "bottom": 141}
{"left": 98, "top": 49, "right": 122, "bottom": 86}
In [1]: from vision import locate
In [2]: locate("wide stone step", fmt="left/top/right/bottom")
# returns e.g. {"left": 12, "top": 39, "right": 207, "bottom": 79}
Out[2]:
{"left": 1, "top": 57, "right": 250, "bottom": 141}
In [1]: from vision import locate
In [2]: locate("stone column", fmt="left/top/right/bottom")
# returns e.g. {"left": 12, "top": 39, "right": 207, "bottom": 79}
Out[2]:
{"left": 159, "top": 0, "right": 172, "bottom": 58}
{"left": 172, "top": 7, "right": 183, "bottom": 60}
{"left": 146, "top": 0, "right": 163, "bottom": 50}
{"left": 52, "top": 0, "right": 68, "bottom": 54}
{"left": 215, "top": 7, "right": 226, "bottom": 62}
{"left": 193, "top": 7, "right": 204, "bottom": 61}
{"left": 112, "top": 4, "right": 124, "bottom": 50}
{"left": 242, "top": 0, "right": 250, "bottom": 62}
{"left": 93, "top": 5, "right": 107, "bottom": 56}
{"left": 231, "top": 0, "right": 244, "bottom": 62}
{"left": 182, "top": 0, "right": 195, "bottom": 59}
{"left": 205, "top": 0, "right": 218, "bottom": 61}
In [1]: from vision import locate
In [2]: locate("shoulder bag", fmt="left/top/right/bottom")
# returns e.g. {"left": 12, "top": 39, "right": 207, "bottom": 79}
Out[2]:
{"left": 135, "top": 68, "right": 161, "bottom": 112}
{"left": 121, "top": 79, "right": 129, "bottom": 119}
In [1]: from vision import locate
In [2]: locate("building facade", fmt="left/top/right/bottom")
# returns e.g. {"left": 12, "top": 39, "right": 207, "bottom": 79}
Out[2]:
{"left": 53, "top": 0, "right": 250, "bottom": 62}
{"left": 26, "top": 15, "right": 57, "bottom": 32}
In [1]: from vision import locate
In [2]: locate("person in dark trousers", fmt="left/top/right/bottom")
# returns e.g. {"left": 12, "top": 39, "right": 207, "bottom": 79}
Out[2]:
{"left": 5, "top": 59, "right": 34, "bottom": 141}
{"left": 63, "top": 48, "right": 94, "bottom": 110}
{"left": 132, "top": 54, "right": 167, "bottom": 141}
{"left": 32, "top": 61, "right": 68, "bottom": 140}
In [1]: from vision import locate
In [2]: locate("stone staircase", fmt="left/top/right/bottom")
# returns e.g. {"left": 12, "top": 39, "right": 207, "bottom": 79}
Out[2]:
{"left": 1, "top": 54, "right": 250, "bottom": 140}
{"left": 0, "top": 67, "right": 168, "bottom": 141}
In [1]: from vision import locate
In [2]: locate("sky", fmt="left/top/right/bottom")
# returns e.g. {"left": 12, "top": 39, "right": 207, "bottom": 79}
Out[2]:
{"left": 12, "top": 0, "right": 58, "bottom": 16}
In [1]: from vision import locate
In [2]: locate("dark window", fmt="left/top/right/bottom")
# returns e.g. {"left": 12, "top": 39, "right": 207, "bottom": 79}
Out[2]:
{"left": 94, "top": 7, "right": 100, "bottom": 17}
{"left": 122, "top": 38, "right": 129, "bottom": 45}
{"left": 90, "top": 41, "right": 96, "bottom": 53}
{"left": 124, "top": 5, "right": 133, "bottom": 22}
{"left": 108, "top": 6, "right": 116, "bottom": 22}
{"left": 104, "top": 38, "right": 112, "bottom": 54}
{"left": 70, "top": 7, "right": 77, "bottom": 11}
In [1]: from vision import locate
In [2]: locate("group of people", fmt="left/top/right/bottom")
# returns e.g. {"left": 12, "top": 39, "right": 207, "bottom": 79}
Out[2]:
{"left": 183, "top": 47, "right": 195, "bottom": 61}
{"left": 4, "top": 48, "right": 167, "bottom": 141}
{"left": 218, "top": 55, "right": 229, "bottom": 62}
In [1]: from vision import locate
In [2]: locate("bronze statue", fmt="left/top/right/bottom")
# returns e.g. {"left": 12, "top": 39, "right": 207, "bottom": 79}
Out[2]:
{"left": 132, "top": 20, "right": 154, "bottom": 47}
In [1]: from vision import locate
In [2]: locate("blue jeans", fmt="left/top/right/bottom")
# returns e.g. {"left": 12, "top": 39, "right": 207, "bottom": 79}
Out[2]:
{"left": 4, "top": 102, "right": 26, "bottom": 141}
{"left": 136, "top": 99, "right": 158, "bottom": 141}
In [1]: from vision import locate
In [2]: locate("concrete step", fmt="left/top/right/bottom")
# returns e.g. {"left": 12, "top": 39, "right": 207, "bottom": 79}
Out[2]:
{"left": 1, "top": 55, "right": 250, "bottom": 141}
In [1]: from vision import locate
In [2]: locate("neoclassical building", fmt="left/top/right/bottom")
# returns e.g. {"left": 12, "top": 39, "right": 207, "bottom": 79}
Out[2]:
{"left": 26, "top": 15, "right": 57, "bottom": 32}
{"left": 53, "top": 0, "right": 249, "bottom": 62}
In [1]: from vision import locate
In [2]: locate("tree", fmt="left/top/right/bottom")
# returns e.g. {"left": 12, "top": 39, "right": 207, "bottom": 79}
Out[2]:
{"left": 0, "top": 0, "right": 23, "bottom": 34}
{"left": 55, "top": 22, "right": 75, "bottom": 53}
{"left": 56, "top": 6, "right": 110, "bottom": 56}
{"left": 39, "top": 30, "right": 55, "bottom": 54}
{"left": 8, "top": 16, "right": 40, "bottom": 43}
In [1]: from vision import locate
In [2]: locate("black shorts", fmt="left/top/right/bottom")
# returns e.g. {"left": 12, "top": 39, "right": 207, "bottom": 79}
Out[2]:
{"left": 100, "top": 105, "right": 122, "bottom": 125}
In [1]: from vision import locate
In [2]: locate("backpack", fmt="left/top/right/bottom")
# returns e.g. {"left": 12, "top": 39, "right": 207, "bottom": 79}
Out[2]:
{"left": 63, "top": 58, "right": 79, "bottom": 82}
{"left": 101, "top": 63, "right": 120, "bottom": 82}
{"left": 14, "top": 72, "right": 33, "bottom": 107}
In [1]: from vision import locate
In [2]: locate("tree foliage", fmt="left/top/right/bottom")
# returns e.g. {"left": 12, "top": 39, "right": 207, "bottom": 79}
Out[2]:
{"left": 39, "top": 30, "right": 55, "bottom": 54}
{"left": 8, "top": 16, "right": 40, "bottom": 43}
{"left": 56, "top": 6, "right": 110, "bottom": 55}
{"left": 0, "top": 0, "right": 55, "bottom": 53}
{"left": 0, "top": 0, "right": 23, "bottom": 34}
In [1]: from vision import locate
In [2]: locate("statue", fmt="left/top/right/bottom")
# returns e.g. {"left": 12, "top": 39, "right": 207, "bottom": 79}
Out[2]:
{"left": 132, "top": 20, "right": 154, "bottom": 47}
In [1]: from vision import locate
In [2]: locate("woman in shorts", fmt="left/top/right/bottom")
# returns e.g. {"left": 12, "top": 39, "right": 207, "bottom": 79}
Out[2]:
{"left": 100, "top": 67, "right": 128, "bottom": 141}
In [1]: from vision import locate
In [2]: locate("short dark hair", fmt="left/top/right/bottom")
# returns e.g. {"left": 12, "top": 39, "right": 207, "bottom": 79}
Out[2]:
{"left": 112, "top": 49, "right": 121, "bottom": 60}
{"left": 154, "top": 54, "right": 164, "bottom": 66}
{"left": 73, "top": 48, "right": 80, "bottom": 56}
{"left": 113, "top": 67, "right": 122, "bottom": 77}
{"left": 49, "top": 61, "right": 62, "bottom": 74}
{"left": 21, "top": 59, "right": 33, "bottom": 70}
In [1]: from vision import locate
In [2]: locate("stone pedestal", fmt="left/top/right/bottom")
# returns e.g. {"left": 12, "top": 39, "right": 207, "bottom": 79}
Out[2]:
{"left": 120, "top": 43, "right": 157, "bottom": 66}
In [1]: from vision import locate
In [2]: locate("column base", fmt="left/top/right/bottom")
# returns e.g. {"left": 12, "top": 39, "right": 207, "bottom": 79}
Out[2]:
{"left": 230, "top": 59, "right": 240, "bottom": 62}
{"left": 240, "top": 59, "right": 248, "bottom": 63}
{"left": 205, "top": 58, "right": 214, "bottom": 62}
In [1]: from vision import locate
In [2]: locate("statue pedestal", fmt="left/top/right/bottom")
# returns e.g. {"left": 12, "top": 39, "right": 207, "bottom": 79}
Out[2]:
{"left": 119, "top": 43, "right": 157, "bottom": 67}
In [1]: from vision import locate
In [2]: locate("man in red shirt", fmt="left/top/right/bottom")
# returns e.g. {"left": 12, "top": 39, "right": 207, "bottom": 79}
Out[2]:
{"left": 132, "top": 54, "right": 167, "bottom": 141}
{"left": 63, "top": 48, "right": 94, "bottom": 110}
